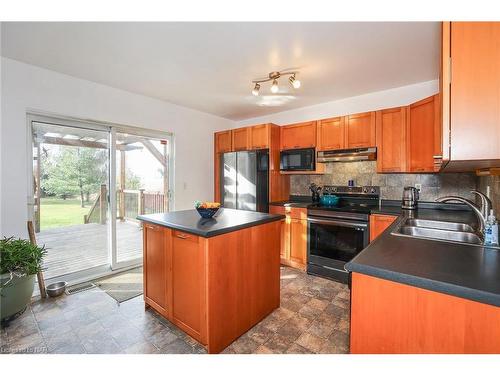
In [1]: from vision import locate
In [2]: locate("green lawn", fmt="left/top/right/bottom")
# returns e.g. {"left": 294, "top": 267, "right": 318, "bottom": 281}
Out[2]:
{"left": 40, "top": 197, "right": 90, "bottom": 230}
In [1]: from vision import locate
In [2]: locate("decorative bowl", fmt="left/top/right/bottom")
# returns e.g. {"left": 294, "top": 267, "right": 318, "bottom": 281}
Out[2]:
{"left": 196, "top": 207, "right": 219, "bottom": 219}
{"left": 46, "top": 281, "right": 67, "bottom": 297}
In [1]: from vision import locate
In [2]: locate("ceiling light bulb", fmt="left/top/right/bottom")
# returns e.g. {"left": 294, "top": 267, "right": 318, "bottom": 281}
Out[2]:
{"left": 271, "top": 79, "right": 279, "bottom": 93}
{"left": 289, "top": 74, "right": 301, "bottom": 89}
{"left": 252, "top": 83, "right": 260, "bottom": 96}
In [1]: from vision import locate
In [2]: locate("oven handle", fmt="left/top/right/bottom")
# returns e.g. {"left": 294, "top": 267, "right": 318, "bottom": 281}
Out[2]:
{"left": 307, "top": 217, "right": 368, "bottom": 230}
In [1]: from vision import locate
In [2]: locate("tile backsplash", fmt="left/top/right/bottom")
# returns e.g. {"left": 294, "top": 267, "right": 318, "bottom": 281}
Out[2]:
{"left": 477, "top": 175, "right": 500, "bottom": 217}
{"left": 290, "top": 161, "right": 478, "bottom": 202}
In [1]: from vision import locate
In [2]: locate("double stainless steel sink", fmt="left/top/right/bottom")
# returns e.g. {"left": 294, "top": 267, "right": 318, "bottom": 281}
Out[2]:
{"left": 392, "top": 218, "right": 488, "bottom": 247}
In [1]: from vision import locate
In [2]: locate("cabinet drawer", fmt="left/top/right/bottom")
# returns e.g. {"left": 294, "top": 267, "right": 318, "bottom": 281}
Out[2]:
{"left": 172, "top": 230, "right": 199, "bottom": 243}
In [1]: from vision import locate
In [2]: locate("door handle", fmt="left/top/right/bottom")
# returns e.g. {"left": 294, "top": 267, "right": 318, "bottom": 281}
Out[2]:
{"left": 145, "top": 224, "right": 159, "bottom": 231}
{"left": 176, "top": 233, "right": 190, "bottom": 239}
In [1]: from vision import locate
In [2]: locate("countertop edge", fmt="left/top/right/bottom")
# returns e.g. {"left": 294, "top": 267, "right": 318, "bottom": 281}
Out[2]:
{"left": 345, "top": 262, "right": 500, "bottom": 307}
{"left": 137, "top": 213, "right": 284, "bottom": 238}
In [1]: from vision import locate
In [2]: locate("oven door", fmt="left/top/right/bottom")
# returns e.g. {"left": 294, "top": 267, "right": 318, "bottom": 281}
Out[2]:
{"left": 307, "top": 217, "right": 368, "bottom": 270}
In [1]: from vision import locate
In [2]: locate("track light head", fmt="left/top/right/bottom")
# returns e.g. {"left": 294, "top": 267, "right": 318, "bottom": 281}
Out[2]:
{"left": 270, "top": 79, "right": 279, "bottom": 94}
{"left": 252, "top": 83, "right": 260, "bottom": 96}
{"left": 289, "top": 74, "right": 301, "bottom": 89}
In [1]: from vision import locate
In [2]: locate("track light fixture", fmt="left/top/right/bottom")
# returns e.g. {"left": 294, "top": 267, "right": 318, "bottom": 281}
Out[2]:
{"left": 252, "top": 83, "right": 260, "bottom": 96}
{"left": 270, "top": 79, "right": 279, "bottom": 94}
{"left": 251, "top": 70, "right": 301, "bottom": 95}
{"left": 289, "top": 74, "right": 301, "bottom": 89}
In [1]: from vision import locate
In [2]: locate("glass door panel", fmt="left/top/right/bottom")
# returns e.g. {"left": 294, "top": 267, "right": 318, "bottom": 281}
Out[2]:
{"left": 32, "top": 122, "right": 109, "bottom": 279}
{"left": 113, "top": 132, "right": 170, "bottom": 268}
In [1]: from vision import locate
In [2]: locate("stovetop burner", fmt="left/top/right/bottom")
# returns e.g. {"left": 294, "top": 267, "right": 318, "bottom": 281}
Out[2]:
{"left": 308, "top": 185, "right": 380, "bottom": 216}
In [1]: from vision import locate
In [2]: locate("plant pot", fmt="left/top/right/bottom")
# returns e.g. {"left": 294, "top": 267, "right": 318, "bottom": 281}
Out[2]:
{"left": 0, "top": 273, "right": 35, "bottom": 321}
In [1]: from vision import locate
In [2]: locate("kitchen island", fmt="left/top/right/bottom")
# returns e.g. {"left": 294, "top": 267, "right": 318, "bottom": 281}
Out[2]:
{"left": 137, "top": 208, "right": 283, "bottom": 354}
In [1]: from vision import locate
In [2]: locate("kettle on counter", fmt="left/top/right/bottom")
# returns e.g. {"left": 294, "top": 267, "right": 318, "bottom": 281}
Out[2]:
{"left": 402, "top": 186, "right": 419, "bottom": 210}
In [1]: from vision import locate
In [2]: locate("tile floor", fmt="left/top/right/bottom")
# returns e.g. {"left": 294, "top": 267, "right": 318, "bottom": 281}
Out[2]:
{"left": 0, "top": 267, "right": 350, "bottom": 354}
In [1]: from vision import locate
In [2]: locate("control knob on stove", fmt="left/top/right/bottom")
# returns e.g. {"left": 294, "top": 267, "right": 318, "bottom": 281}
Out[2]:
{"left": 332, "top": 187, "right": 338, "bottom": 193}
{"left": 362, "top": 187, "right": 368, "bottom": 194}
{"left": 370, "top": 187, "right": 377, "bottom": 194}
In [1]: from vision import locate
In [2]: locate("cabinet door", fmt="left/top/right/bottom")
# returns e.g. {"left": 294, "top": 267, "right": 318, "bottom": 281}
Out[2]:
{"left": 280, "top": 121, "right": 317, "bottom": 150}
{"left": 369, "top": 214, "right": 397, "bottom": 242}
{"left": 232, "top": 127, "right": 250, "bottom": 151}
{"left": 215, "top": 130, "right": 232, "bottom": 153}
{"left": 345, "top": 112, "right": 376, "bottom": 148}
{"left": 171, "top": 230, "right": 206, "bottom": 342}
{"left": 407, "top": 95, "right": 440, "bottom": 173}
{"left": 143, "top": 223, "right": 167, "bottom": 311}
{"left": 376, "top": 107, "right": 407, "bottom": 173}
{"left": 317, "top": 117, "right": 345, "bottom": 151}
{"left": 290, "top": 218, "right": 307, "bottom": 266}
{"left": 269, "top": 206, "right": 289, "bottom": 262}
{"left": 450, "top": 22, "right": 500, "bottom": 161}
{"left": 249, "top": 124, "right": 270, "bottom": 149}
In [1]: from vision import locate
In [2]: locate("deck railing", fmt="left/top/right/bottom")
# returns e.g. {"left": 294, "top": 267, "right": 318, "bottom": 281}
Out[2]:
{"left": 85, "top": 185, "right": 167, "bottom": 224}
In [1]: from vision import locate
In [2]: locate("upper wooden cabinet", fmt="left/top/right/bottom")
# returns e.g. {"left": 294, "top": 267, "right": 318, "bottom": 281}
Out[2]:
{"left": 214, "top": 130, "right": 232, "bottom": 154}
{"left": 442, "top": 22, "right": 500, "bottom": 170}
{"left": 231, "top": 127, "right": 250, "bottom": 151}
{"left": 376, "top": 107, "right": 407, "bottom": 173}
{"left": 280, "top": 121, "right": 317, "bottom": 150}
{"left": 345, "top": 111, "right": 376, "bottom": 148}
{"left": 249, "top": 124, "right": 271, "bottom": 150}
{"left": 317, "top": 117, "right": 345, "bottom": 151}
{"left": 407, "top": 94, "right": 440, "bottom": 172}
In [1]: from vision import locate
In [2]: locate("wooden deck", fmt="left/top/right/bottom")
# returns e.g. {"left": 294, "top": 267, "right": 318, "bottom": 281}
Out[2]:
{"left": 37, "top": 221, "right": 143, "bottom": 279}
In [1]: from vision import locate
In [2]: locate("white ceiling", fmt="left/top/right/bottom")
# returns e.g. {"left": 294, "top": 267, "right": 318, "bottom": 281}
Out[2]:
{"left": 1, "top": 22, "right": 440, "bottom": 121}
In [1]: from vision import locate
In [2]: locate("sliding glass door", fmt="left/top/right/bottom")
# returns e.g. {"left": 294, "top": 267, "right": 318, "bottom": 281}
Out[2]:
{"left": 30, "top": 115, "right": 173, "bottom": 282}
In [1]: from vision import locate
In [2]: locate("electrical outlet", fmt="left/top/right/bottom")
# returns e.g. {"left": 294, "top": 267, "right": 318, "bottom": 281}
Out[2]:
{"left": 415, "top": 183, "right": 422, "bottom": 193}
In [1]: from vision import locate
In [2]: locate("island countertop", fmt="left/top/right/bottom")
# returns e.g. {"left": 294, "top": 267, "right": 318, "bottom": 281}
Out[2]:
{"left": 137, "top": 208, "right": 284, "bottom": 238}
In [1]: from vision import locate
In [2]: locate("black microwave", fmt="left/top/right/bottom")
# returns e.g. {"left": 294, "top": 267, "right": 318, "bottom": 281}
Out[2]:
{"left": 280, "top": 148, "right": 315, "bottom": 171}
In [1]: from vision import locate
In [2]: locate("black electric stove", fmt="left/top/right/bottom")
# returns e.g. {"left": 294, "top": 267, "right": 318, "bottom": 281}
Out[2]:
{"left": 307, "top": 186, "right": 380, "bottom": 284}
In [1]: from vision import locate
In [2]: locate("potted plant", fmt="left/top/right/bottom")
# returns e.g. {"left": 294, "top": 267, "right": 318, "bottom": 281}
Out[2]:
{"left": 0, "top": 237, "right": 46, "bottom": 322}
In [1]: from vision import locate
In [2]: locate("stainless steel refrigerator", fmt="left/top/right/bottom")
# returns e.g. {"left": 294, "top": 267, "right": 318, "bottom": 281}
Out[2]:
{"left": 220, "top": 150, "right": 269, "bottom": 212}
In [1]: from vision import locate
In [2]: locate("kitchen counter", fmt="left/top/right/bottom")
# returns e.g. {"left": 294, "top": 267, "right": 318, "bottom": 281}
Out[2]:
{"left": 346, "top": 208, "right": 500, "bottom": 307}
{"left": 138, "top": 208, "right": 283, "bottom": 238}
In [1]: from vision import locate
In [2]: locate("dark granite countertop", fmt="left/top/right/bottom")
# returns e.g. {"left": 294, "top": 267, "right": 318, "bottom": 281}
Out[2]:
{"left": 137, "top": 208, "right": 284, "bottom": 238}
{"left": 346, "top": 208, "right": 500, "bottom": 307}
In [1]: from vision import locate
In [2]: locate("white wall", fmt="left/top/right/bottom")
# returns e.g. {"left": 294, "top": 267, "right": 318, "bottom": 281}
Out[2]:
{"left": 0, "top": 57, "right": 234, "bottom": 238}
{"left": 237, "top": 80, "right": 439, "bottom": 126}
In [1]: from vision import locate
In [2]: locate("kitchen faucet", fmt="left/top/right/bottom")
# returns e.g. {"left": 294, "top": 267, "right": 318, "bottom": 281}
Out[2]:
{"left": 470, "top": 190, "right": 492, "bottom": 219}
{"left": 435, "top": 191, "right": 490, "bottom": 236}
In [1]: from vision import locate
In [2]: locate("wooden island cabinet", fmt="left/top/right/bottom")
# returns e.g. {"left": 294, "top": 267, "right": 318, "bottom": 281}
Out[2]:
{"left": 141, "top": 211, "right": 281, "bottom": 353}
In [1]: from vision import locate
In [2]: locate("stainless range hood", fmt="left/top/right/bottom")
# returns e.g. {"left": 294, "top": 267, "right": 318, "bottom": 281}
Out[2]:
{"left": 317, "top": 147, "right": 377, "bottom": 162}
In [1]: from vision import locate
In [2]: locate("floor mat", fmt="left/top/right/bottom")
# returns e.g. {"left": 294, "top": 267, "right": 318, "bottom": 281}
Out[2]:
{"left": 95, "top": 267, "right": 143, "bottom": 303}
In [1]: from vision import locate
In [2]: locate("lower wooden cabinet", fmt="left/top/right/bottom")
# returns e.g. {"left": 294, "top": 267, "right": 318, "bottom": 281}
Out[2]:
{"left": 350, "top": 272, "right": 500, "bottom": 353}
{"left": 369, "top": 214, "right": 398, "bottom": 242}
{"left": 143, "top": 223, "right": 168, "bottom": 314}
{"left": 171, "top": 230, "right": 206, "bottom": 342}
{"left": 143, "top": 226, "right": 207, "bottom": 344}
{"left": 270, "top": 206, "right": 307, "bottom": 270}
